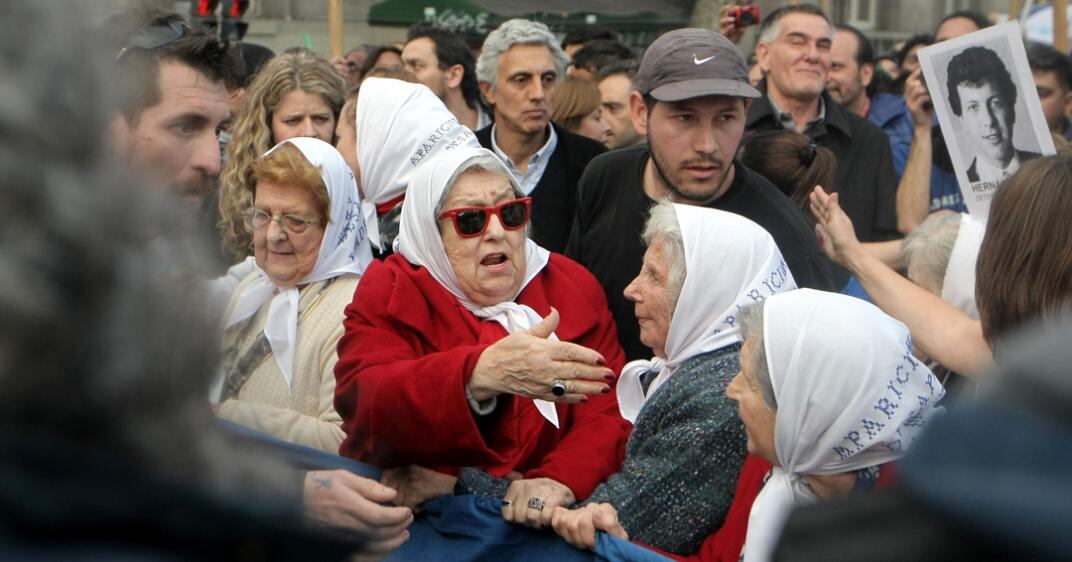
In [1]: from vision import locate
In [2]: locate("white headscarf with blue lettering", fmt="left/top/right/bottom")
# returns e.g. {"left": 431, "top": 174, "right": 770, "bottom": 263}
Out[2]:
{"left": 356, "top": 77, "right": 480, "bottom": 249}
{"left": 617, "top": 204, "right": 797, "bottom": 423}
{"left": 742, "top": 289, "right": 946, "bottom": 562}
{"left": 223, "top": 137, "right": 373, "bottom": 390}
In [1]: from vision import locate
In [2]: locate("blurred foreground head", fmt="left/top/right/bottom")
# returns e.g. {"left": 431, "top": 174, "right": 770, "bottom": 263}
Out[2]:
{"left": 0, "top": 1, "right": 285, "bottom": 497}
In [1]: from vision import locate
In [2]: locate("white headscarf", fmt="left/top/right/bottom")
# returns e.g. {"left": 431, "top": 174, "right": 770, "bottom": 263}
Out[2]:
{"left": 742, "top": 289, "right": 946, "bottom": 562}
{"left": 617, "top": 205, "right": 797, "bottom": 423}
{"left": 396, "top": 146, "right": 561, "bottom": 427}
{"left": 356, "top": 77, "right": 481, "bottom": 249}
{"left": 941, "top": 213, "right": 986, "bottom": 319}
{"left": 223, "top": 137, "right": 373, "bottom": 390}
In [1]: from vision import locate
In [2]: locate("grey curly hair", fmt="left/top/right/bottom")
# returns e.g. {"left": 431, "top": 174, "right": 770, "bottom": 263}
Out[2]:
{"left": 476, "top": 19, "right": 569, "bottom": 89}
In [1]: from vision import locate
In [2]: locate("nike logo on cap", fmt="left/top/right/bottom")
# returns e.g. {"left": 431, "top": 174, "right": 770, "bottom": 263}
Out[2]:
{"left": 694, "top": 54, "right": 717, "bottom": 65}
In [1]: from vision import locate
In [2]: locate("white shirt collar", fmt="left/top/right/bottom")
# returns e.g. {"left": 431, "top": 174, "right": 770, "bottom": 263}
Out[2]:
{"left": 488, "top": 124, "right": 558, "bottom": 195}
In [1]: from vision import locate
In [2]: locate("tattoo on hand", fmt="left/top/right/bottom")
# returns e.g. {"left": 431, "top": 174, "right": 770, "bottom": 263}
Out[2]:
{"left": 314, "top": 477, "right": 333, "bottom": 490}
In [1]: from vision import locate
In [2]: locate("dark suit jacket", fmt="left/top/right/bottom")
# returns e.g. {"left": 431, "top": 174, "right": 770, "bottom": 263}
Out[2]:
{"left": 966, "top": 149, "right": 1042, "bottom": 182}
{"left": 476, "top": 123, "right": 606, "bottom": 253}
{"left": 747, "top": 85, "right": 900, "bottom": 243}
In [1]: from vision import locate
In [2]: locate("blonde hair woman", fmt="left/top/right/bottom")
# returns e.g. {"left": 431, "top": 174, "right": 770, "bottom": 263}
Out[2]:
{"left": 550, "top": 76, "right": 611, "bottom": 145}
{"left": 218, "top": 50, "right": 345, "bottom": 264}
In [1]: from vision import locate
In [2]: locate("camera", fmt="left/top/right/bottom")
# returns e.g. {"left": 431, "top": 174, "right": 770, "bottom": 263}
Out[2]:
{"left": 729, "top": 5, "right": 761, "bottom": 28}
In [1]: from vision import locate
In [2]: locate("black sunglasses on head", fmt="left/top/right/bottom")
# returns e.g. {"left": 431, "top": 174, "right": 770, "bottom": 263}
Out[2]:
{"left": 116, "top": 19, "right": 189, "bottom": 62}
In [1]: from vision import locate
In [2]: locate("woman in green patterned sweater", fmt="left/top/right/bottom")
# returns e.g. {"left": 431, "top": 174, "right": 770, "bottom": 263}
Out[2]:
{"left": 548, "top": 201, "right": 798, "bottom": 555}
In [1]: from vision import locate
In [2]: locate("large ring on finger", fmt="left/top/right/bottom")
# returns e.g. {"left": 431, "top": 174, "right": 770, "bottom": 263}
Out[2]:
{"left": 527, "top": 496, "right": 545, "bottom": 510}
{"left": 551, "top": 379, "right": 567, "bottom": 397}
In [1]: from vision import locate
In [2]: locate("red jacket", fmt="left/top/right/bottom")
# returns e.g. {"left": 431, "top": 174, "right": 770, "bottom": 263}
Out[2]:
{"left": 335, "top": 253, "right": 629, "bottom": 500}
{"left": 652, "top": 456, "right": 899, "bottom": 561}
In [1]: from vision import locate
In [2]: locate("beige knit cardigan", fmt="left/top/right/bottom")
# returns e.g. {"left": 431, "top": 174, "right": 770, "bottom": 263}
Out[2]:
{"left": 217, "top": 273, "right": 359, "bottom": 453}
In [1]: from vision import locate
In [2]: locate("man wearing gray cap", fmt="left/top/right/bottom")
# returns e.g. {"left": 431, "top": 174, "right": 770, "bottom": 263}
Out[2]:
{"left": 566, "top": 27, "right": 836, "bottom": 361}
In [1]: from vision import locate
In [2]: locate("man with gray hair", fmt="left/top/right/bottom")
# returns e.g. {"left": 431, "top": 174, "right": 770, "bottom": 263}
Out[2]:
{"left": 746, "top": 4, "right": 899, "bottom": 252}
{"left": 475, "top": 18, "right": 606, "bottom": 252}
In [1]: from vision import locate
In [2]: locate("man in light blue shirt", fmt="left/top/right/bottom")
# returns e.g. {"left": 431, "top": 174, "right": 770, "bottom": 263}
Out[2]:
{"left": 473, "top": 19, "right": 606, "bottom": 252}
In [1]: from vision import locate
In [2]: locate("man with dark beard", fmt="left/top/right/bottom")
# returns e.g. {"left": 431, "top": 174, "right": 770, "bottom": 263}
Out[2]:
{"left": 103, "top": 9, "right": 233, "bottom": 207}
{"left": 566, "top": 28, "right": 836, "bottom": 361}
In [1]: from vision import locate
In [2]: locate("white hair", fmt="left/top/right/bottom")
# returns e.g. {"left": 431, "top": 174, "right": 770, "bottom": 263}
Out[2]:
{"left": 476, "top": 19, "right": 569, "bottom": 89}
{"left": 900, "top": 213, "right": 962, "bottom": 292}
{"left": 738, "top": 301, "right": 776, "bottom": 411}
{"left": 641, "top": 200, "right": 687, "bottom": 317}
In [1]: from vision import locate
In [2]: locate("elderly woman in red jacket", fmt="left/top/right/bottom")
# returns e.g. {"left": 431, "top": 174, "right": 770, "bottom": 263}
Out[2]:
{"left": 334, "top": 146, "right": 629, "bottom": 527}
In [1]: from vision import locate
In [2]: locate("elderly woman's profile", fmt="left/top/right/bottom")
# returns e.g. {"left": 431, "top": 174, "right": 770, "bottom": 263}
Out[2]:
{"left": 214, "top": 137, "right": 372, "bottom": 453}
{"left": 334, "top": 146, "right": 630, "bottom": 525}
{"left": 729, "top": 290, "right": 945, "bottom": 561}
{"left": 550, "top": 201, "right": 798, "bottom": 555}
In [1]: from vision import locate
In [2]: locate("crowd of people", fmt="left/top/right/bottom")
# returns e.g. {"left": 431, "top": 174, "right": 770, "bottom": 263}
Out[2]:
{"left": 4, "top": 0, "right": 1071, "bottom": 560}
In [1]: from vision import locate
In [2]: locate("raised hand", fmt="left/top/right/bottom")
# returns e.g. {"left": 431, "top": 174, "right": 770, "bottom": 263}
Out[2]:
{"left": 468, "top": 308, "right": 614, "bottom": 403}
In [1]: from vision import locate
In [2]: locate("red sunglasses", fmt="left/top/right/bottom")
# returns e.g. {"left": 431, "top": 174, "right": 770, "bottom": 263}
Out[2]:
{"left": 437, "top": 197, "right": 532, "bottom": 238}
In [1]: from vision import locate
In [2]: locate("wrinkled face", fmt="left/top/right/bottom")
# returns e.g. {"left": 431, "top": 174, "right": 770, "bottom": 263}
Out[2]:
{"left": 599, "top": 74, "right": 641, "bottom": 148}
{"left": 1034, "top": 70, "right": 1071, "bottom": 134}
{"left": 440, "top": 170, "right": 527, "bottom": 306}
{"left": 827, "top": 30, "right": 869, "bottom": 108}
{"left": 623, "top": 237, "right": 673, "bottom": 358}
{"left": 272, "top": 89, "right": 335, "bottom": 144}
{"left": 333, "top": 99, "right": 361, "bottom": 193}
{"left": 726, "top": 337, "right": 779, "bottom": 465}
{"left": 642, "top": 95, "right": 749, "bottom": 203}
{"left": 113, "top": 60, "right": 229, "bottom": 206}
{"left": 576, "top": 106, "right": 611, "bottom": 144}
{"left": 957, "top": 80, "right": 1015, "bottom": 167}
{"left": 483, "top": 44, "right": 558, "bottom": 136}
{"left": 403, "top": 37, "right": 448, "bottom": 99}
{"left": 252, "top": 179, "right": 326, "bottom": 288}
{"left": 757, "top": 13, "right": 833, "bottom": 101}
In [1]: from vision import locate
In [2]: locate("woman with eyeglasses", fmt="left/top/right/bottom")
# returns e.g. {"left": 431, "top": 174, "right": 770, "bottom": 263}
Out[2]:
{"left": 334, "top": 147, "right": 630, "bottom": 527}
{"left": 218, "top": 50, "right": 346, "bottom": 265}
{"left": 214, "top": 137, "right": 372, "bottom": 453}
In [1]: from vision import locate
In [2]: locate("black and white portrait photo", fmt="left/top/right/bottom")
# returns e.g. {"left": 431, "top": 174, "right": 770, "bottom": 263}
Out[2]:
{"left": 919, "top": 22, "right": 1056, "bottom": 216}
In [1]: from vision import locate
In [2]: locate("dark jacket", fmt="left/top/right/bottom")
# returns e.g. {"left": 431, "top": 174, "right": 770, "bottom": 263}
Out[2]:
{"left": 747, "top": 85, "right": 900, "bottom": 242}
{"left": 475, "top": 123, "right": 606, "bottom": 253}
{"left": 966, "top": 149, "right": 1042, "bottom": 182}
{"left": 0, "top": 432, "right": 361, "bottom": 561}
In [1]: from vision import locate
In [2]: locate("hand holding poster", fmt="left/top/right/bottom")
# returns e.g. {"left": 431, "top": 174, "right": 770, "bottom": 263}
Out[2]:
{"left": 918, "top": 22, "right": 1056, "bottom": 217}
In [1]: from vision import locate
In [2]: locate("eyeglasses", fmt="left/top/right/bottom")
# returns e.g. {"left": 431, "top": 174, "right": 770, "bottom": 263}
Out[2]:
{"left": 115, "top": 20, "right": 189, "bottom": 62}
{"left": 437, "top": 197, "right": 532, "bottom": 238}
{"left": 250, "top": 208, "right": 321, "bottom": 235}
